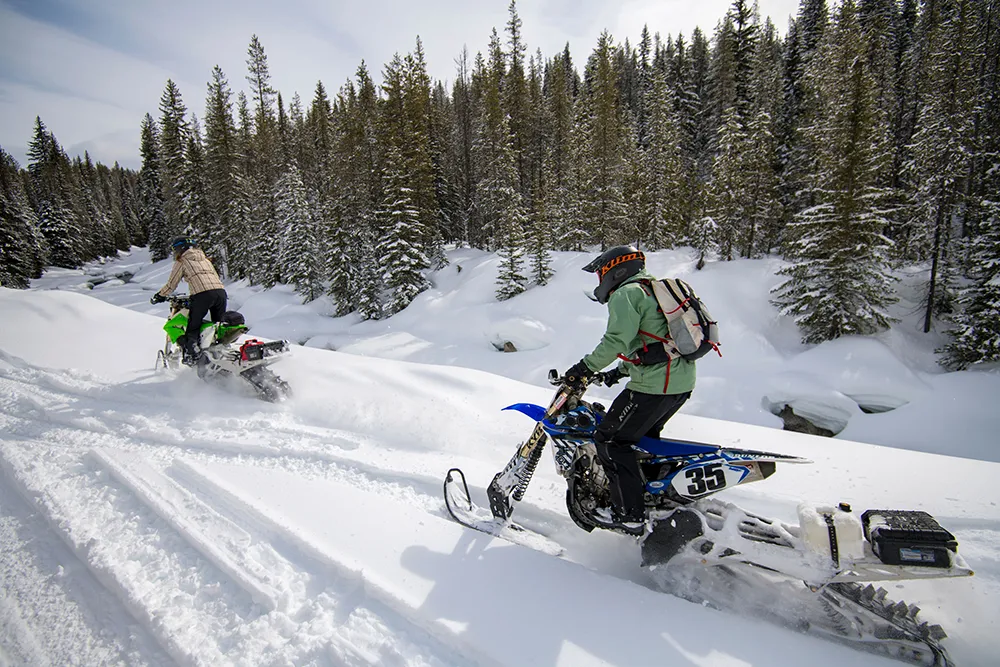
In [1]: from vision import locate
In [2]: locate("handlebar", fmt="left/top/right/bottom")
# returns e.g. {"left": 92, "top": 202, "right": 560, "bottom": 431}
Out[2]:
{"left": 547, "top": 368, "right": 611, "bottom": 388}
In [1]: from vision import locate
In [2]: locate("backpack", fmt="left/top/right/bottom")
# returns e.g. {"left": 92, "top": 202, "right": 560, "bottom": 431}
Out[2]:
{"left": 636, "top": 278, "right": 721, "bottom": 363}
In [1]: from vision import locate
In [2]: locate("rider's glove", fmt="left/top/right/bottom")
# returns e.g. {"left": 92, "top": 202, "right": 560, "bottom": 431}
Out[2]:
{"left": 601, "top": 366, "right": 627, "bottom": 386}
{"left": 564, "top": 360, "right": 593, "bottom": 388}
{"left": 150, "top": 293, "right": 166, "bottom": 305}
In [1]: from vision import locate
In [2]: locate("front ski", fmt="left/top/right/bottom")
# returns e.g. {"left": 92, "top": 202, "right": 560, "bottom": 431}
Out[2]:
{"left": 443, "top": 468, "right": 564, "bottom": 557}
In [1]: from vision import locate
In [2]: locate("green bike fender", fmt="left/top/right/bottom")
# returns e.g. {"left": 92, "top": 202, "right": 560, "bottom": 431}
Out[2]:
{"left": 163, "top": 313, "right": 214, "bottom": 344}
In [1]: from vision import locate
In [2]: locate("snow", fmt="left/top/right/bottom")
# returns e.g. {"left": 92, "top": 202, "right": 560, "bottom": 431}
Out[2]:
{"left": 1, "top": 246, "right": 999, "bottom": 666}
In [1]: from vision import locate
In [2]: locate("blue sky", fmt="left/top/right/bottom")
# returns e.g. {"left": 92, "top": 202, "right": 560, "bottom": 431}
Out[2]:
{"left": 0, "top": 0, "right": 799, "bottom": 170}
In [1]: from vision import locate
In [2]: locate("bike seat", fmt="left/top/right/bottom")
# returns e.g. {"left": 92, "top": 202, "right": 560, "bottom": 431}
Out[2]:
{"left": 634, "top": 436, "right": 720, "bottom": 458}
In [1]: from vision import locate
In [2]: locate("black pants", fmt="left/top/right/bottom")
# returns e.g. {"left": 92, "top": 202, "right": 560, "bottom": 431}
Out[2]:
{"left": 182, "top": 289, "right": 227, "bottom": 352}
{"left": 594, "top": 388, "right": 691, "bottom": 521}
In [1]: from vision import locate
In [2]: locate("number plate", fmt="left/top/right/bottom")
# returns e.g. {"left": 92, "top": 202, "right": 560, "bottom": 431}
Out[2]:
{"left": 671, "top": 461, "right": 750, "bottom": 498}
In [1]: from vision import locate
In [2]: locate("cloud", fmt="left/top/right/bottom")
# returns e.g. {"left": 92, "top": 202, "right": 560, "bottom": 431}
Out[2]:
{"left": 0, "top": 0, "right": 801, "bottom": 170}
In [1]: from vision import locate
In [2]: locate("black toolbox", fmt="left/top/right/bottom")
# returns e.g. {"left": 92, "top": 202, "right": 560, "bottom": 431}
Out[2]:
{"left": 861, "top": 510, "right": 958, "bottom": 568}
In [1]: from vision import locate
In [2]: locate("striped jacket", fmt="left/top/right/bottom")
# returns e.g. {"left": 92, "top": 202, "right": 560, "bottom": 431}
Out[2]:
{"left": 157, "top": 248, "right": 224, "bottom": 297}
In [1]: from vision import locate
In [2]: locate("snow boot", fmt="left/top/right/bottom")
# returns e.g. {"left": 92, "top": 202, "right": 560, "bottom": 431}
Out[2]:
{"left": 179, "top": 335, "right": 199, "bottom": 367}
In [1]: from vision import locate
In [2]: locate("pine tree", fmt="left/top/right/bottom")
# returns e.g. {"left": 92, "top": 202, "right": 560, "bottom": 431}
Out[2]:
{"left": 179, "top": 117, "right": 212, "bottom": 246}
{"left": 905, "top": 0, "right": 982, "bottom": 332}
{"left": 276, "top": 163, "right": 322, "bottom": 301}
{"left": 475, "top": 29, "right": 527, "bottom": 299}
{"left": 26, "top": 119, "right": 84, "bottom": 268}
{"left": 378, "top": 145, "right": 429, "bottom": 314}
{"left": 772, "top": 0, "right": 897, "bottom": 344}
{"left": 450, "top": 47, "right": 476, "bottom": 245}
{"left": 576, "top": 31, "right": 630, "bottom": 248}
{"left": 246, "top": 35, "right": 281, "bottom": 286}
{"left": 640, "top": 68, "right": 684, "bottom": 250}
{"left": 669, "top": 31, "right": 706, "bottom": 237}
{"left": 328, "top": 82, "right": 358, "bottom": 315}
{"left": 332, "top": 65, "right": 382, "bottom": 316}
{"left": 203, "top": 66, "right": 240, "bottom": 277}
{"left": 403, "top": 39, "right": 446, "bottom": 269}
{"left": 354, "top": 222, "right": 384, "bottom": 321}
{"left": 227, "top": 92, "right": 256, "bottom": 281}
{"left": 95, "top": 162, "right": 129, "bottom": 253}
{"left": 744, "top": 18, "right": 784, "bottom": 256}
{"left": 777, "top": 0, "right": 830, "bottom": 232}
{"left": 158, "top": 79, "right": 188, "bottom": 240}
{"left": 114, "top": 164, "right": 143, "bottom": 246}
{"left": 940, "top": 198, "right": 1000, "bottom": 368}
{"left": 544, "top": 47, "right": 580, "bottom": 251}
{"left": 0, "top": 147, "right": 46, "bottom": 287}
{"left": 77, "top": 152, "right": 115, "bottom": 258}
{"left": 504, "top": 0, "right": 531, "bottom": 198}
{"left": 706, "top": 106, "right": 750, "bottom": 260}
{"left": 139, "top": 113, "right": 169, "bottom": 261}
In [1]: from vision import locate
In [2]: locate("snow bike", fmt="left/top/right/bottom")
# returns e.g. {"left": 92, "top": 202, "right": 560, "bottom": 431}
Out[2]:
{"left": 154, "top": 294, "right": 292, "bottom": 402}
{"left": 443, "top": 370, "right": 974, "bottom": 666}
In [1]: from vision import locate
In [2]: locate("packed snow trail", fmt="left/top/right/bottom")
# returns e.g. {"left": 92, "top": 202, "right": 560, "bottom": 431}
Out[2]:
{"left": 1, "top": 287, "right": 998, "bottom": 666}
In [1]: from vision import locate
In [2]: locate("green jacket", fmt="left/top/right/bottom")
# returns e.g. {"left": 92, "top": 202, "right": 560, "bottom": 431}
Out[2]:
{"left": 582, "top": 269, "right": 696, "bottom": 395}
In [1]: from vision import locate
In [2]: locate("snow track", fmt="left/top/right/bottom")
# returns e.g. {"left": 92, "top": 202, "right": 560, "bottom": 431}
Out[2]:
{"left": 0, "top": 362, "right": 482, "bottom": 666}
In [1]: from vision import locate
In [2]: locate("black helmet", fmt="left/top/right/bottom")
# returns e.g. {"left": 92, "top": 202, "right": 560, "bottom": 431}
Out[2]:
{"left": 170, "top": 236, "right": 196, "bottom": 255}
{"left": 583, "top": 245, "right": 646, "bottom": 304}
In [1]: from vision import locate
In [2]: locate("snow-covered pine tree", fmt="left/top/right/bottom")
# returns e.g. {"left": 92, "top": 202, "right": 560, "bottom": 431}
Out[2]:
{"left": 475, "top": 29, "right": 527, "bottom": 299}
{"left": 0, "top": 147, "right": 45, "bottom": 287}
{"left": 449, "top": 47, "right": 476, "bottom": 246}
{"left": 95, "top": 162, "right": 129, "bottom": 253}
{"left": 543, "top": 47, "right": 581, "bottom": 251}
{"left": 76, "top": 152, "right": 115, "bottom": 258}
{"left": 403, "top": 39, "right": 446, "bottom": 270}
{"left": 772, "top": 0, "right": 897, "bottom": 344}
{"left": 179, "top": 117, "right": 213, "bottom": 252}
{"left": 525, "top": 52, "right": 554, "bottom": 287}
{"left": 377, "top": 145, "right": 430, "bottom": 314}
{"left": 328, "top": 65, "right": 381, "bottom": 316}
{"left": 27, "top": 119, "right": 84, "bottom": 268}
{"left": 905, "top": 0, "right": 982, "bottom": 332}
{"left": 777, "top": 0, "right": 830, "bottom": 234}
{"left": 246, "top": 35, "right": 282, "bottom": 287}
{"left": 227, "top": 92, "right": 256, "bottom": 281}
{"left": 940, "top": 197, "right": 1000, "bottom": 368}
{"left": 114, "top": 164, "right": 143, "bottom": 246}
{"left": 276, "top": 163, "right": 322, "bottom": 302}
{"left": 525, "top": 193, "right": 552, "bottom": 286}
{"left": 139, "top": 114, "right": 169, "bottom": 261}
{"left": 203, "top": 66, "right": 240, "bottom": 277}
{"left": 576, "top": 32, "right": 630, "bottom": 248}
{"left": 158, "top": 79, "right": 188, "bottom": 241}
{"left": 641, "top": 67, "right": 684, "bottom": 250}
{"left": 504, "top": 0, "right": 531, "bottom": 200}
{"left": 670, "top": 31, "right": 707, "bottom": 239}
{"left": 353, "top": 219, "right": 384, "bottom": 320}
{"left": 744, "top": 18, "right": 784, "bottom": 256}
{"left": 705, "top": 106, "right": 750, "bottom": 260}
{"left": 314, "top": 79, "right": 353, "bottom": 314}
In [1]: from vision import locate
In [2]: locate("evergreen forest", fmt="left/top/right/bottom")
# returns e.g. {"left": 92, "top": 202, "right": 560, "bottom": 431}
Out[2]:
{"left": 1, "top": 0, "right": 998, "bottom": 368}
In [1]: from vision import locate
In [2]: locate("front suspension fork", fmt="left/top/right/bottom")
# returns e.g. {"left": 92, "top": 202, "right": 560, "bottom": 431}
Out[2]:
{"left": 487, "top": 421, "right": 549, "bottom": 521}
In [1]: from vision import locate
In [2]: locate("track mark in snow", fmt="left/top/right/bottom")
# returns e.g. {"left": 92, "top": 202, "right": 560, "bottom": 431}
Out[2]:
{"left": 0, "top": 452, "right": 170, "bottom": 667}
{"left": 173, "top": 459, "right": 483, "bottom": 667}
{"left": 0, "top": 442, "right": 266, "bottom": 665}
{"left": 90, "top": 447, "right": 296, "bottom": 613}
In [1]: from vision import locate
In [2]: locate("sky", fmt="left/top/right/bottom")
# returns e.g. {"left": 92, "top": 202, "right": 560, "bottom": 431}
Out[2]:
{"left": 1, "top": 245, "right": 997, "bottom": 665}
{"left": 0, "top": 0, "right": 801, "bottom": 170}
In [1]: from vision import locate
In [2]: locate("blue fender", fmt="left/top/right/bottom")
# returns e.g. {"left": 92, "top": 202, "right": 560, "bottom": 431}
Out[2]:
{"left": 502, "top": 403, "right": 547, "bottom": 422}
